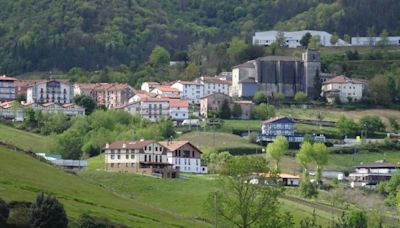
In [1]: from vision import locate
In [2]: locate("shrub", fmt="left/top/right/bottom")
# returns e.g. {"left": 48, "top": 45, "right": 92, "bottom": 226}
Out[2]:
{"left": 31, "top": 193, "right": 68, "bottom": 228}
{"left": 79, "top": 214, "right": 127, "bottom": 228}
{"left": 299, "top": 177, "right": 318, "bottom": 198}
{"left": 0, "top": 198, "right": 9, "bottom": 227}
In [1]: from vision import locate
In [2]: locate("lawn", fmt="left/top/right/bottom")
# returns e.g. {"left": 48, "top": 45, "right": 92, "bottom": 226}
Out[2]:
{"left": 0, "top": 123, "right": 55, "bottom": 153}
{"left": 0, "top": 146, "right": 207, "bottom": 227}
{"left": 220, "top": 119, "right": 261, "bottom": 132}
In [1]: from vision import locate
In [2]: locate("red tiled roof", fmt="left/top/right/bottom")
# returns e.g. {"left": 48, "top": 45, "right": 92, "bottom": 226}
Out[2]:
{"left": 169, "top": 99, "right": 189, "bottom": 107}
{"left": 153, "top": 85, "right": 180, "bottom": 92}
{"left": 106, "top": 140, "right": 156, "bottom": 150}
{"left": 141, "top": 97, "right": 170, "bottom": 102}
{"left": 174, "top": 80, "right": 202, "bottom": 85}
{"left": 323, "top": 75, "right": 365, "bottom": 85}
{"left": 158, "top": 141, "right": 201, "bottom": 153}
{"left": 0, "top": 75, "right": 17, "bottom": 81}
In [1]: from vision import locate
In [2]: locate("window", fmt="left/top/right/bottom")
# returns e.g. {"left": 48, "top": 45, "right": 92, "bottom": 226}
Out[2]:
{"left": 125, "top": 155, "right": 129, "bottom": 159}
{"left": 149, "top": 155, "right": 152, "bottom": 162}
{"left": 117, "top": 163, "right": 121, "bottom": 168}
{"left": 131, "top": 154, "right": 134, "bottom": 159}
{"left": 111, "top": 155, "right": 115, "bottom": 159}
{"left": 192, "top": 151, "right": 195, "bottom": 157}
{"left": 131, "top": 163, "right": 134, "bottom": 167}
{"left": 144, "top": 146, "right": 147, "bottom": 150}
{"left": 155, "top": 147, "right": 158, "bottom": 152}
{"left": 111, "top": 163, "right": 114, "bottom": 168}
{"left": 144, "top": 155, "right": 147, "bottom": 162}
{"left": 117, "top": 155, "right": 121, "bottom": 159}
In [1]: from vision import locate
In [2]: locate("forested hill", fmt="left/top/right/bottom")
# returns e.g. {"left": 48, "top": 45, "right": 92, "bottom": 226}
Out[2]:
{"left": 0, "top": 0, "right": 399, "bottom": 75}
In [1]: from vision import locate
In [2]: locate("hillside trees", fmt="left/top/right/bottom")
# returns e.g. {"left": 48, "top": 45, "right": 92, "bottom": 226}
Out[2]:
{"left": 31, "top": 193, "right": 68, "bottom": 228}
{"left": 252, "top": 103, "right": 275, "bottom": 120}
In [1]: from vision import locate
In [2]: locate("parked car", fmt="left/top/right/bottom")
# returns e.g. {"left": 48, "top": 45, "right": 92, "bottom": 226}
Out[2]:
{"left": 181, "top": 119, "right": 200, "bottom": 127}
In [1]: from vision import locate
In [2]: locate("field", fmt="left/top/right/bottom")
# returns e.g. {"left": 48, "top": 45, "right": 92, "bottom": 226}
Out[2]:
{"left": 0, "top": 146, "right": 207, "bottom": 227}
{"left": 0, "top": 123, "right": 55, "bottom": 153}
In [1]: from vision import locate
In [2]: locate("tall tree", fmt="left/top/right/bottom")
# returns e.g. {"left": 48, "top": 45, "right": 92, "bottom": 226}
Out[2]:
{"left": 231, "top": 103, "right": 242, "bottom": 119}
{"left": 266, "top": 135, "right": 288, "bottom": 171}
{"left": 31, "top": 193, "right": 68, "bottom": 228}
{"left": 219, "top": 99, "right": 231, "bottom": 119}
{"left": 73, "top": 95, "right": 97, "bottom": 115}
{"left": 149, "top": 46, "right": 170, "bottom": 66}
{"left": 253, "top": 91, "right": 267, "bottom": 105}
{"left": 300, "top": 32, "right": 312, "bottom": 47}
{"left": 330, "top": 32, "right": 339, "bottom": 45}
{"left": 296, "top": 141, "right": 313, "bottom": 178}
{"left": 368, "top": 74, "right": 394, "bottom": 105}
{"left": 275, "top": 31, "right": 286, "bottom": 47}
{"left": 311, "top": 142, "right": 329, "bottom": 186}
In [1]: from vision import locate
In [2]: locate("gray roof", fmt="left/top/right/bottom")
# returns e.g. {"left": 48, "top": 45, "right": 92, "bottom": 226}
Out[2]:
{"left": 355, "top": 162, "right": 400, "bottom": 169}
{"left": 257, "top": 56, "right": 302, "bottom": 61}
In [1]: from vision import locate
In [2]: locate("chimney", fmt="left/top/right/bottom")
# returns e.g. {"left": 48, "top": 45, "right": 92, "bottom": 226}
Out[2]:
{"left": 122, "top": 143, "right": 126, "bottom": 148}
{"left": 105, "top": 143, "right": 109, "bottom": 149}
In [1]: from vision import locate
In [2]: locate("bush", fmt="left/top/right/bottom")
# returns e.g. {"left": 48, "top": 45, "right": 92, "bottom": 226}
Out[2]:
{"left": 7, "top": 201, "right": 32, "bottom": 227}
{"left": 79, "top": 214, "right": 127, "bottom": 228}
{"left": 31, "top": 193, "right": 68, "bottom": 228}
{"left": 251, "top": 103, "right": 275, "bottom": 120}
{"left": 299, "top": 177, "right": 318, "bottom": 198}
{"left": 0, "top": 198, "right": 9, "bottom": 227}
{"left": 294, "top": 91, "right": 307, "bottom": 102}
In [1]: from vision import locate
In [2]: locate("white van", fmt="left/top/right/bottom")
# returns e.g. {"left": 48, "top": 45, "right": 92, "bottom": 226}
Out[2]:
{"left": 181, "top": 119, "right": 200, "bottom": 127}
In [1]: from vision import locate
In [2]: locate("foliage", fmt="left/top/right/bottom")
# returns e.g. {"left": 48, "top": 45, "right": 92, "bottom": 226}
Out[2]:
{"left": 31, "top": 193, "right": 68, "bottom": 228}
{"left": 219, "top": 99, "right": 231, "bottom": 119}
{"left": 359, "top": 115, "right": 385, "bottom": 136}
{"left": 149, "top": 46, "right": 170, "bottom": 66}
{"left": 201, "top": 148, "right": 232, "bottom": 173}
{"left": 207, "top": 156, "right": 286, "bottom": 228}
{"left": 266, "top": 135, "right": 288, "bottom": 171}
{"left": 300, "top": 32, "right": 312, "bottom": 47}
{"left": 368, "top": 74, "right": 394, "bottom": 105}
{"left": 294, "top": 91, "right": 307, "bottom": 102}
{"left": 275, "top": 31, "right": 286, "bottom": 47}
{"left": 336, "top": 116, "right": 359, "bottom": 137}
{"left": 308, "top": 35, "right": 321, "bottom": 49}
{"left": 275, "top": 92, "right": 285, "bottom": 102}
{"left": 330, "top": 32, "right": 339, "bottom": 45}
{"left": 299, "top": 209, "right": 321, "bottom": 228}
{"left": 299, "top": 176, "right": 318, "bottom": 198}
{"left": 0, "top": 198, "right": 9, "bottom": 227}
{"left": 248, "top": 132, "right": 257, "bottom": 144}
{"left": 231, "top": 103, "right": 242, "bottom": 119}
{"left": 347, "top": 210, "right": 368, "bottom": 228}
{"left": 251, "top": 103, "right": 275, "bottom": 120}
{"left": 253, "top": 91, "right": 267, "bottom": 105}
{"left": 296, "top": 141, "right": 313, "bottom": 176}
{"left": 20, "top": 109, "right": 72, "bottom": 135}
{"left": 311, "top": 142, "right": 329, "bottom": 185}
{"left": 79, "top": 214, "right": 127, "bottom": 228}
{"left": 377, "top": 170, "right": 400, "bottom": 207}
{"left": 74, "top": 95, "right": 97, "bottom": 115}
{"left": 389, "top": 117, "right": 400, "bottom": 132}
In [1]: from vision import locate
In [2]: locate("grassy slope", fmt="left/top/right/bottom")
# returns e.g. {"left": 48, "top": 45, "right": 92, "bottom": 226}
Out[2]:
{"left": 0, "top": 146, "right": 207, "bottom": 227}
{"left": 0, "top": 123, "right": 54, "bottom": 153}
{"left": 178, "top": 131, "right": 261, "bottom": 150}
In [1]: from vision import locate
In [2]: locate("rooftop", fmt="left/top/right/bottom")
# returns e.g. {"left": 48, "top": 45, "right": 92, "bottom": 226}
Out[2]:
{"left": 323, "top": 75, "right": 366, "bottom": 85}
{"left": 169, "top": 100, "right": 189, "bottom": 108}
{"left": 153, "top": 85, "right": 181, "bottom": 92}
{"left": 106, "top": 140, "right": 156, "bottom": 150}
{"left": 0, "top": 75, "right": 17, "bottom": 81}
{"left": 158, "top": 141, "right": 200, "bottom": 153}
{"left": 355, "top": 161, "right": 400, "bottom": 169}
{"left": 262, "top": 116, "right": 293, "bottom": 124}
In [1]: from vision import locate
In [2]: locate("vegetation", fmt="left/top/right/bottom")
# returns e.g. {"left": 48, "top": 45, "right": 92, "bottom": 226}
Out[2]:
{"left": 31, "top": 193, "right": 68, "bottom": 228}
{"left": 73, "top": 95, "right": 97, "bottom": 115}
{"left": 294, "top": 91, "right": 307, "bottom": 102}
{"left": 201, "top": 148, "right": 233, "bottom": 173}
{"left": 266, "top": 135, "right": 288, "bottom": 171}
{"left": 0, "top": 198, "right": 9, "bottom": 227}
{"left": 252, "top": 91, "right": 268, "bottom": 105}
{"left": 251, "top": 103, "right": 276, "bottom": 120}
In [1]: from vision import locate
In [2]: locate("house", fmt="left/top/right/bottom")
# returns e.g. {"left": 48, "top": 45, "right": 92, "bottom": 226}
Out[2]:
{"left": 168, "top": 99, "right": 189, "bottom": 122}
{"left": 128, "top": 90, "right": 156, "bottom": 102}
{"left": 171, "top": 81, "right": 204, "bottom": 104}
{"left": 258, "top": 116, "right": 304, "bottom": 142}
{"left": 322, "top": 75, "right": 365, "bottom": 103}
{"left": 231, "top": 49, "right": 320, "bottom": 98}
{"left": 0, "top": 75, "right": 17, "bottom": 102}
{"left": 151, "top": 85, "right": 181, "bottom": 96}
{"left": 195, "top": 76, "right": 231, "bottom": 96}
{"left": 0, "top": 101, "right": 24, "bottom": 121}
{"left": 14, "top": 80, "right": 35, "bottom": 97}
{"left": 252, "top": 30, "right": 349, "bottom": 48}
{"left": 349, "top": 161, "right": 400, "bottom": 188}
{"left": 141, "top": 82, "right": 160, "bottom": 92}
{"left": 104, "top": 140, "right": 179, "bottom": 178}
{"left": 351, "top": 36, "right": 400, "bottom": 46}
{"left": 36, "top": 153, "right": 87, "bottom": 171}
{"left": 23, "top": 102, "right": 85, "bottom": 116}
{"left": 120, "top": 97, "right": 170, "bottom": 122}
{"left": 200, "top": 93, "right": 232, "bottom": 118}
{"left": 250, "top": 173, "right": 300, "bottom": 186}
{"left": 27, "top": 79, "right": 73, "bottom": 104}
{"left": 159, "top": 140, "right": 207, "bottom": 174}
{"left": 233, "top": 100, "right": 253, "bottom": 120}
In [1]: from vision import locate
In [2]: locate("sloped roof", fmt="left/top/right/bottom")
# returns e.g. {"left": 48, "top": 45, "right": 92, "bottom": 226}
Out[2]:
{"left": 257, "top": 56, "right": 301, "bottom": 61}
{"left": 262, "top": 116, "right": 294, "bottom": 124}
{"left": 153, "top": 85, "right": 180, "bottom": 92}
{"left": 106, "top": 140, "right": 156, "bottom": 150}
{"left": 0, "top": 75, "right": 17, "bottom": 81}
{"left": 233, "top": 61, "right": 255, "bottom": 69}
{"left": 158, "top": 141, "right": 201, "bottom": 153}
{"left": 252, "top": 172, "right": 300, "bottom": 179}
{"left": 200, "top": 92, "right": 232, "bottom": 100}
{"left": 169, "top": 99, "right": 189, "bottom": 108}
{"left": 323, "top": 75, "right": 365, "bottom": 85}
{"left": 200, "top": 76, "right": 231, "bottom": 85}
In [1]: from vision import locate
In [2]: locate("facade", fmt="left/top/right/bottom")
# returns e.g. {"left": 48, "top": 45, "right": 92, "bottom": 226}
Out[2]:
{"left": 169, "top": 99, "right": 189, "bottom": 121}
{"left": 233, "top": 100, "right": 253, "bottom": 120}
{"left": 27, "top": 80, "right": 73, "bottom": 104}
{"left": 0, "top": 101, "right": 24, "bottom": 121}
{"left": 351, "top": 36, "right": 400, "bottom": 46}
{"left": 120, "top": 98, "right": 170, "bottom": 122}
{"left": 200, "top": 93, "right": 232, "bottom": 118}
{"left": 159, "top": 141, "right": 207, "bottom": 174}
{"left": 349, "top": 161, "right": 400, "bottom": 188}
{"left": 14, "top": 80, "right": 33, "bottom": 97}
{"left": 258, "top": 116, "right": 304, "bottom": 142}
{"left": 231, "top": 49, "right": 319, "bottom": 98}
{"left": 0, "top": 75, "right": 17, "bottom": 102}
{"left": 171, "top": 81, "right": 204, "bottom": 104}
{"left": 141, "top": 82, "right": 160, "bottom": 92}
{"left": 195, "top": 76, "right": 231, "bottom": 96}
{"left": 104, "top": 140, "right": 178, "bottom": 178}
{"left": 252, "top": 30, "right": 349, "bottom": 48}
{"left": 150, "top": 85, "right": 181, "bottom": 96}
{"left": 23, "top": 102, "right": 85, "bottom": 116}
{"left": 321, "top": 75, "right": 364, "bottom": 103}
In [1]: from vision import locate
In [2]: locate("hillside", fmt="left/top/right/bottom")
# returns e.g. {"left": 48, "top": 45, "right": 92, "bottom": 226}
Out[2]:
{"left": 1, "top": 0, "right": 400, "bottom": 75}
{"left": 0, "top": 146, "right": 208, "bottom": 227}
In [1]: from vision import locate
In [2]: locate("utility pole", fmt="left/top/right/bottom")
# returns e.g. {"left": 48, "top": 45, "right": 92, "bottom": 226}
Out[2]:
{"left": 214, "top": 191, "right": 218, "bottom": 228}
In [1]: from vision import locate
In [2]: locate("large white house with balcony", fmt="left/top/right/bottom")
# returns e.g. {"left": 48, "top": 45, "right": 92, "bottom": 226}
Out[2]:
{"left": 195, "top": 76, "right": 231, "bottom": 96}
{"left": 322, "top": 75, "right": 365, "bottom": 103}
{"left": 27, "top": 79, "right": 73, "bottom": 104}
{"left": 171, "top": 81, "right": 204, "bottom": 104}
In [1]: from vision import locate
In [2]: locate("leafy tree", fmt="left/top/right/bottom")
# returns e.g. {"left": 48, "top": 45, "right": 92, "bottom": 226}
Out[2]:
{"left": 227, "top": 37, "right": 247, "bottom": 64}
{"left": 253, "top": 91, "right": 267, "bottom": 105}
{"left": 308, "top": 35, "right": 321, "bottom": 49}
{"left": 299, "top": 176, "right": 318, "bottom": 198}
{"left": 275, "top": 92, "right": 285, "bottom": 103}
{"left": 158, "top": 119, "right": 176, "bottom": 139}
{"left": 296, "top": 141, "right": 313, "bottom": 177}
{"left": 219, "top": 99, "right": 231, "bottom": 119}
{"left": 182, "top": 63, "right": 199, "bottom": 81}
{"left": 294, "top": 91, "right": 307, "bottom": 102}
{"left": 300, "top": 209, "right": 321, "bottom": 228}
{"left": 149, "top": 46, "right": 170, "bottom": 66}
{"left": 79, "top": 214, "right": 126, "bottom": 228}
{"left": 237, "top": 45, "right": 265, "bottom": 62}
{"left": 359, "top": 116, "right": 385, "bottom": 136}
{"left": 275, "top": 31, "right": 286, "bottom": 47}
{"left": 252, "top": 103, "right": 275, "bottom": 120}
{"left": 231, "top": 103, "right": 242, "bottom": 119}
{"left": 74, "top": 95, "right": 97, "bottom": 115}
{"left": 368, "top": 74, "right": 394, "bottom": 105}
{"left": 0, "top": 198, "right": 9, "bottom": 227}
{"left": 389, "top": 117, "right": 399, "bottom": 132}
{"left": 343, "top": 34, "right": 351, "bottom": 44}
{"left": 336, "top": 116, "right": 359, "bottom": 137}
{"left": 31, "top": 193, "right": 68, "bottom": 228}
{"left": 311, "top": 142, "right": 329, "bottom": 186}
{"left": 16, "top": 94, "right": 26, "bottom": 102}
{"left": 377, "top": 29, "right": 389, "bottom": 47}
{"left": 300, "top": 32, "right": 312, "bottom": 47}
{"left": 347, "top": 210, "right": 367, "bottom": 228}
{"left": 377, "top": 170, "right": 400, "bottom": 207}
{"left": 367, "top": 27, "right": 376, "bottom": 46}
{"left": 201, "top": 148, "right": 232, "bottom": 173}
{"left": 266, "top": 135, "right": 288, "bottom": 171}
{"left": 207, "top": 156, "right": 284, "bottom": 227}
{"left": 330, "top": 32, "right": 339, "bottom": 45}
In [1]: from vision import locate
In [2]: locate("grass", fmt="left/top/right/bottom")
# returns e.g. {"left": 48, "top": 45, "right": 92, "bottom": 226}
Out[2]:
{"left": 178, "top": 131, "right": 262, "bottom": 150}
{"left": 0, "top": 146, "right": 207, "bottom": 227}
{"left": 220, "top": 119, "right": 261, "bottom": 132}
{"left": 0, "top": 123, "right": 55, "bottom": 153}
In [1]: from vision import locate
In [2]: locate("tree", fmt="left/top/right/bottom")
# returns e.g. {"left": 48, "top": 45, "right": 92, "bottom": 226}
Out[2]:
{"left": 31, "top": 193, "right": 68, "bottom": 228}
{"left": 275, "top": 31, "right": 286, "bottom": 47}
{"left": 294, "top": 91, "right": 307, "bottom": 102}
{"left": 313, "top": 70, "right": 322, "bottom": 100}
{"left": 389, "top": 117, "right": 399, "bottom": 132}
{"left": 379, "top": 171, "right": 400, "bottom": 207}
{"left": 296, "top": 142, "right": 313, "bottom": 177}
{"left": 275, "top": 92, "right": 285, "bottom": 103}
{"left": 359, "top": 115, "right": 385, "bottom": 136}
{"left": 300, "top": 209, "right": 321, "bottom": 228}
{"left": 367, "top": 27, "right": 376, "bottom": 46}
{"left": 330, "top": 32, "right": 339, "bottom": 45}
{"left": 266, "top": 135, "right": 288, "bottom": 171}
{"left": 219, "top": 99, "right": 231, "bottom": 119}
{"left": 201, "top": 148, "right": 233, "bottom": 173}
{"left": 0, "top": 198, "right": 9, "bottom": 227}
{"left": 336, "top": 116, "right": 359, "bottom": 137}
{"left": 73, "top": 95, "right": 96, "bottom": 115}
{"left": 208, "top": 156, "right": 284, "bottom": 227}
{"left": 227, "top": 37, "right": 247, "bottom": 64}
{"left": 158, "top": 119, "right": 176, "bottom": 139}
{"left": 377, "top": 29, "right": 389, "bottom": 47}
{"left": 311, "top": 142, "right": 329, "bottom": 186}
{"left": 182, "top": 63, "right": 200, "bottom": 81}
{"left": 308, "top": 35, "right": 321, "bottom": 49}
{"left": 253, "top": 91, "right": 267, "bottom": 104}
{"left": 343, "top": 34, "right": 351, "bottom": 44}
{"left": 368, "top": 74, "right": 394, "bottom": 105}
{"left": 237, "top": 45, "right": 265, "bottom": 62}
{"left": 300, "top": 32, "right": 312, "bottom": 47}
{"left": 231, "top": 103, "right": 242, "bottom": 119}
{"left": 149, "top": 46, "right": 170, "bottom": 66}
{"left": 347, "top": 210, "right": 367, "bottom": 228}
{"left": 251, "top": 103, "right": 275, "bottom": 120}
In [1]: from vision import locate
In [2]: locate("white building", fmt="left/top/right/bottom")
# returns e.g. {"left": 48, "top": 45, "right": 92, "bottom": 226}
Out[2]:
{"left": 159, "top": 141, "right": 207, "bottom": 174}
{"left": 27, "top": 79, "right": 74, "bottom": 104}
{"left": 322, "top": 75, "right": 365, "bottom": 103}
{"left": 171, "top": 81, "right": 204, "bottom": 104}
{"left": 349, "top": 161, "right": 400, "bottom": 188}
{"left": 351, "top": 36, "right": 400, "bottom": 46}
{"left": 169, "top": 99, "right": 189, "bottom": 122}
{"left": 120, "top": 98, "right": 170, "bottom": 122}
{"left": 252, "top": 30, "right": 349, "bottom": 48}
{"left": 195, "top": 76, "right": 231, "bottom": 96}
{"left": 141, "top": 82, "right": 160, "bottom": 92}
{"left": 151, "top": 85, "right": 181, "bottom": 96}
